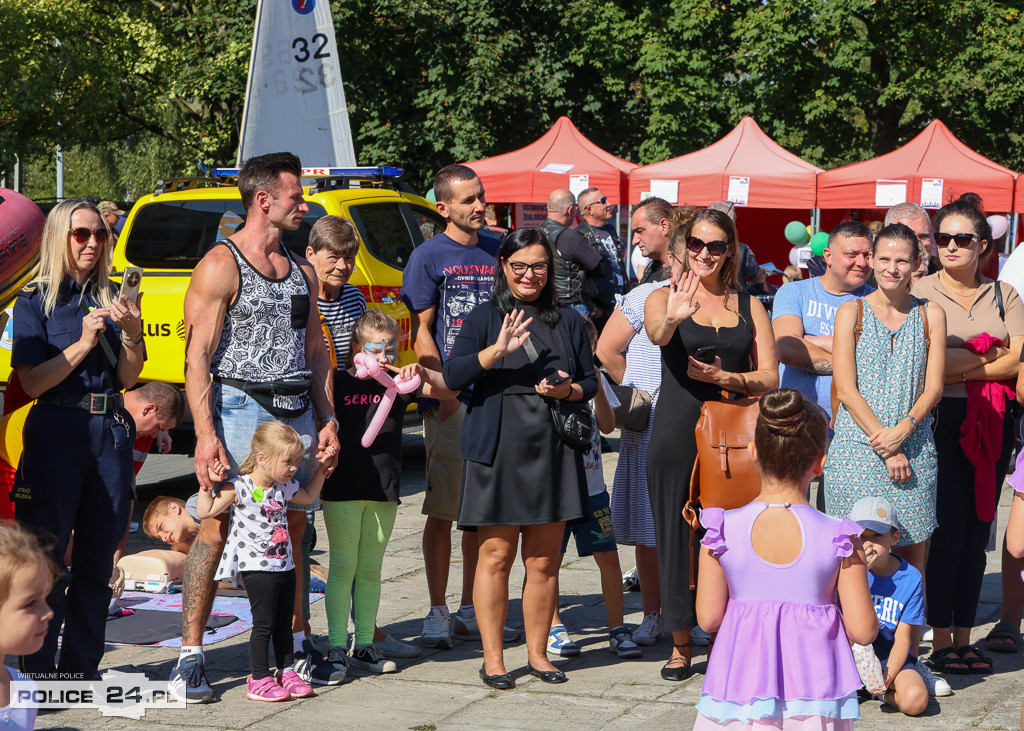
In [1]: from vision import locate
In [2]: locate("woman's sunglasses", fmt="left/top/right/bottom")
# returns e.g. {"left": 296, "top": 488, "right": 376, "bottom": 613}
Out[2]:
{"left": 686, "top": 236, "right": 729, "bottom": 256}
{"left": 68, "top": 227, "right": 110, "bottom": 245}
{"left": 935, "top": 232, "right": 979, "bottom": 248}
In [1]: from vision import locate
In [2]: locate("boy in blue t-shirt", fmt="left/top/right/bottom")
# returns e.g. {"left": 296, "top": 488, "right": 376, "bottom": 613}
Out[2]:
{"left": 850, "top": 496, "right": 929, "bottom": 716}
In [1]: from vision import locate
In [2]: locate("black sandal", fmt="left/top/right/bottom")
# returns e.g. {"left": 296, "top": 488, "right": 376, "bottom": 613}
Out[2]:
{"left": 956, "top": 644, "right": 994, "bottom": 674}
{"left": 927, "top": 646, "right": 968, "bottom": 675}
{"left": 661, "top": 641, "right": 694, "bottom": 681}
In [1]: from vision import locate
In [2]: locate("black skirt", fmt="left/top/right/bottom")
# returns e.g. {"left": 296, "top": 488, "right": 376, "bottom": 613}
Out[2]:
{"left": 458, "top": 393, "right": 587, "bottom": 528}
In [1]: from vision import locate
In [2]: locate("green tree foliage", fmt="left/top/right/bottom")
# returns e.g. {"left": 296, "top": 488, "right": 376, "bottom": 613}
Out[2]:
{"left": 1, "top": 0, "right": 1023, "bottom": 200}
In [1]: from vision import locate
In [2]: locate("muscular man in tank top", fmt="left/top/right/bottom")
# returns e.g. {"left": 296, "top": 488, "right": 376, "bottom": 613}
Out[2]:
{"left": 174, "top": 152, "right": 341, "bottom": 702}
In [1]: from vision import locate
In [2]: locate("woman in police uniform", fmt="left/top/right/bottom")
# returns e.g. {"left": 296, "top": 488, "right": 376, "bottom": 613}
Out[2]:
{"left": 12, "top": 198, "right": 144, "bottom": 679}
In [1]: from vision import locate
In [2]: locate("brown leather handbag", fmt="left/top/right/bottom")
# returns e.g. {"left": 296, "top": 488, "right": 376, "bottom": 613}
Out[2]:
{"left": 682, "top": 390, "right": 762, "bottom": 589}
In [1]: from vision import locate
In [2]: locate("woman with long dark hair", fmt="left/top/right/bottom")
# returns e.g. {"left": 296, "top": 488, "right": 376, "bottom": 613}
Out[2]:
{"left": 911, "top": 199, "right": 1024, "bottom": 674}
{"left": 643, "top": 208, "right": 778, "bottom": 681}
{"left": 444, "top": 227, "right": 596, "bottom": 690}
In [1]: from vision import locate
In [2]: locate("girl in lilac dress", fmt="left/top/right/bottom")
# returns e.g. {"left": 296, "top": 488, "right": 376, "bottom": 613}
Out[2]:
{"left": 695, "top": 389, "right": 878, "bottom": 729}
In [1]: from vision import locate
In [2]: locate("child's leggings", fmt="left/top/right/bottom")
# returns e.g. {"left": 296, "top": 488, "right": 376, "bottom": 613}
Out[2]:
{"left": 323, "top": 500, "right": 398, "bottom": 646}
{"left": 240, "top": 569, "right": 295, "bottom": 679}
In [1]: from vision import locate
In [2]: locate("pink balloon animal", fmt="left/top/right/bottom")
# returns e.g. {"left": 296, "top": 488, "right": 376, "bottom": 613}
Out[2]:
{"left": 353, "top": 352, "right": 421, "bottom": 447}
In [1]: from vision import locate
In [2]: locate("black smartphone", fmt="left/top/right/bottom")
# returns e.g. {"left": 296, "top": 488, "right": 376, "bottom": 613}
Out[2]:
{"left": 693, "top": 345, "right": 719, "bottom": 364}
{"left": 545, "top": 372, "right": 571, "bottom": 386}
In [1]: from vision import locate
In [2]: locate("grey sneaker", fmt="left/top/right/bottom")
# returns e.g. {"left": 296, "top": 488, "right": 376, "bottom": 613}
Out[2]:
{"left": 168, "top": 654, "right": 215, "bottom": 704}
{"left": 632, "top": 611, "right": 662, "bottom": 646}
{"left": 422, "top": 609, "right": 453, "bottom": 649}
{"left": 609, "top": 626, "right": 642, "bottom": 658}
{"left": 371, "top": 634, "right": 421, "bottom": 658}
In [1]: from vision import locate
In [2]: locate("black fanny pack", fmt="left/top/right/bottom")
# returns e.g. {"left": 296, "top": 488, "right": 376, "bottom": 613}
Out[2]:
{"left": 214, "top": 376, "right": 311, "bottom": 419}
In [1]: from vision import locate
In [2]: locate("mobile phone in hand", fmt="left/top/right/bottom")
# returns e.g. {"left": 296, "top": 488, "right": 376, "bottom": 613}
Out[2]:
{"left": 120, "top": 266, "right": 143, "bottom": 304}
{"left": 693, "top": 345, "right": 719, "bottom": 364}
{"left": 545, "top": 372, "right": 571, "bottom": 387}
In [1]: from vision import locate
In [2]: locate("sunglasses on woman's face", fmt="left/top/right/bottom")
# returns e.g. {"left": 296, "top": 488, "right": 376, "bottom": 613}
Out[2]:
{"left": 68, "top": 227, "right": 109, "bottom": 245}
{"left": 686, "top": 236, "right": 728, "bottom": 256}
{"left": 935, "top": 232, "right": 979, "bottom": 248}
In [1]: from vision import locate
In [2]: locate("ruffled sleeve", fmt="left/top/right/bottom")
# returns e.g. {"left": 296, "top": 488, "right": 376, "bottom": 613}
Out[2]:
{"left": 833, "top": 517, "right": 862, "bottom": 559}
{"left": 700, "top": 508, "right": 727, "bottom": 557}
{"left": 1008, "top": 451, "right": 1024, "bottom": 493}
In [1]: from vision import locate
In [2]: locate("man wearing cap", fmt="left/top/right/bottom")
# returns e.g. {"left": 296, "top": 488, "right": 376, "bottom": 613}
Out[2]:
{"left": 97, "top": 201, "right": 125, "bottom": 240}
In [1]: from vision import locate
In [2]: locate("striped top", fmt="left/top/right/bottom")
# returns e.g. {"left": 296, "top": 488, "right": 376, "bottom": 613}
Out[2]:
{"left": 620, "top": 280, "right": 670, "bottom": 406}
{"left": 318, "top": 284, "right": 367, "bottom": 370}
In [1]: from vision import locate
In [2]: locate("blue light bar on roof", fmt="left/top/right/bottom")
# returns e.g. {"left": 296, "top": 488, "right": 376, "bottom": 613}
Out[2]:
{"left": 209, "top": 166, "right": 404, "bottom": 178}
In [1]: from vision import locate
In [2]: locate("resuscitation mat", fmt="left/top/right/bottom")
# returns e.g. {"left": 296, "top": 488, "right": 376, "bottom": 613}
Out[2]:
{"left": 105, "top": 591, "right": 324, "bottom": 647}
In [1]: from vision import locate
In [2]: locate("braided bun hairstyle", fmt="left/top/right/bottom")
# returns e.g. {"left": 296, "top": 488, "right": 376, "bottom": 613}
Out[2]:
{"left": 754, "top": 388, "right": 827, "bottom": 483}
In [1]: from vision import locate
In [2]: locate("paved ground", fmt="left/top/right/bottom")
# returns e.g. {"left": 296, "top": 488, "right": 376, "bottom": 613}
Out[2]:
{"left": 28, "top": 431, "right": 1024, "bottom": 729}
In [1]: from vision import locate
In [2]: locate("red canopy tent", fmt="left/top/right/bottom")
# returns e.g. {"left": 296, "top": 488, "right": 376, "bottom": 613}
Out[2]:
{"left": 461, "top": 116, "right": 637, "bottom": 205}
{"left": 817, "top": 120, "right": 1017, "bottom": 212}
{"left": 1015, "top": 174, "right": 1024, "bottom": 214}
{"left": 627, "top": 117, "right": 822, "bottom": 208}
{"left": 627, "top": 117, "right": 822, "bottom": 270}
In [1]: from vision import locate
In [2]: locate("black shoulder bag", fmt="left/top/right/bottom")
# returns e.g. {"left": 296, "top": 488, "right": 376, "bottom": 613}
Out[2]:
{"left": 521, "top": 329, "right": 595, "bottom": 452}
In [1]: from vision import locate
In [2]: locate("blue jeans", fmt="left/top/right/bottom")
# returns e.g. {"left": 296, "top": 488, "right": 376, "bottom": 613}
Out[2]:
{"left": 212, "top": 382, "right": 318, "bottom": 621}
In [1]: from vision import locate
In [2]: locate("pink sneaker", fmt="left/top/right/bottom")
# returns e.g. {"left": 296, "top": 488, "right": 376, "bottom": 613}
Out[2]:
{"left": 247, "top": 675, "right": 290, "bottom": 702}
{"left": 275, "top": 669, "right": 314, "bottom": 698}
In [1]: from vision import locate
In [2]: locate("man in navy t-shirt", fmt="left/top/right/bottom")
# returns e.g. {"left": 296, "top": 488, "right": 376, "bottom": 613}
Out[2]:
{"left": 401, "top": 164, "right": 513, "bottom": 649}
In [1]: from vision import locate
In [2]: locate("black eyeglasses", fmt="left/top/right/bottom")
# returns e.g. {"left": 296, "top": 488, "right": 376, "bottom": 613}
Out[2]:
{"left": 68, "top": 227, "right": 110, "bottom": 245}
{"left": 505, "top": 260, "right": 550, "bottom": 276}
{"left": 686, "top": 236, "right": 729, "bottom": 256}
{"left": 936, "top": 232, "right": 979, "bottom": 248}
{"left": 585, "top": 196, "right": 608, "bottom": 208}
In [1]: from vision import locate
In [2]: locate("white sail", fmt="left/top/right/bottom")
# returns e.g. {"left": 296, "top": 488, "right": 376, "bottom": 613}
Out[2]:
{"left": 238, "top": 0, "right": 356, "bottom": 166}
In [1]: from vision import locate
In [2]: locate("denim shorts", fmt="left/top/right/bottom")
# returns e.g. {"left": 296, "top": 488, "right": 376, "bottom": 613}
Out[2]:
{"left": 212, "top": 382, "right": 319, "bottom": 511}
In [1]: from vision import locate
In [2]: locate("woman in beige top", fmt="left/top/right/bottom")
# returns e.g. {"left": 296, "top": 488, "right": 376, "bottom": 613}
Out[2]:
{"left": 911, "top": 200, "right": 1024, "bottom": 675}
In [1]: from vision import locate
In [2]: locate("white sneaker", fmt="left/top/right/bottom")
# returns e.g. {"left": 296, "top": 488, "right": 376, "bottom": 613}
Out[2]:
{"left": 691, "top": 626, "right": 711, "bottom": 647}
{"left": 350, "top": 644, "right": 398, "bottom": 674}
{"left": 609, "top": 626, "right": 642, "bottom": 658}
{"left": 451, "top": 611, "right": 521, "bottom": 642}
{"left": 916, "top": 656, "right": 952, "bottom": 697}
{"left": 921, "top": 625, "right": 934, "bottom": 643}
{"left": 632, "top": 611, "right": 662, "bottom": 646}
{"left": 622, "top": 566, "right": 640, "bottom": 592}
{"left": 422, "top": 608, "right": 452, "bottom": 649}
{"left": 371, "top": 634, "right": 421, "bottom": 658}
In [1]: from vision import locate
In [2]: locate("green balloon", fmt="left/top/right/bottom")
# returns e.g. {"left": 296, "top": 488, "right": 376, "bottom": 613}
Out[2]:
{"left": 810, "top": 231, "right": 829, "bottom": 256}
{"left": 784, "top": 221, "right": 809, "bottom": 245}
{"left": 425, "top": 188, "right": 437, "bottom": 203}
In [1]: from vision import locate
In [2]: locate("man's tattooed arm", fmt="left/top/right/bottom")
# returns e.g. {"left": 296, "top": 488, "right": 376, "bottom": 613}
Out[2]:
{"left": 793, "top": 359, "right": 833, "bottom": 375}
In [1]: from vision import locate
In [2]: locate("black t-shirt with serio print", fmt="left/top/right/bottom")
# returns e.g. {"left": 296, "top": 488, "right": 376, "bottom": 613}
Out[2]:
{"left": 321, "top": 370, "right": 415, "bottom": 503}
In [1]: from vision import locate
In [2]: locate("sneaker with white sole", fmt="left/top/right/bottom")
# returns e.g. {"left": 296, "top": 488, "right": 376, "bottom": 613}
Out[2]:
{"left": 691, "top": 626, "right": 711, "bottom": 647}
{"left": 246, "top": 675, "right": 289, "bottom": 702}
{"left": 632, "top": 611, "right": 662, "bottom": 646}
{"left": 451, "top": 611, "right": 521, "bottom": 642}
{"left": 294, "top": 638, "right": 346, "bottom": 685}
{"left": 350, "top": 644, "right": 398, "bottom": 674}
{"left": 547, "top": 624, "right": 581, "bottom": 656}
{"left": 422, "top": 608, "right": 453, "bottom": 649}
{"left": 609, "top": 626, "right": 642, "bottom": 658}
{"left": 169, "top": 654, "right": 215, "bottom": 704}
{"left": 371, "top": 634, "right": 421, "bottom": 658}
{"left": 921, "top": 625, "right": 934, "bottom": 643}
{"left": 916, "top": 656, "right": 952, "bottom": 697}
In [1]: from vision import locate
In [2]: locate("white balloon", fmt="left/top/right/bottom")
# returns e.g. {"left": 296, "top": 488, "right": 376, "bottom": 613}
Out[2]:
{"left": 788, "top": 247, "right": 801, "bottom": 267}
{"left": 988, "top": 215, "right": 1008, "bottom": 240}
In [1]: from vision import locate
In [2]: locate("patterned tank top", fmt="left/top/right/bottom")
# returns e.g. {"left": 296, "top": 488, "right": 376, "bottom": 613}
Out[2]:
{"left": 210, "top": 240, "right": 312, "bottom": 383}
